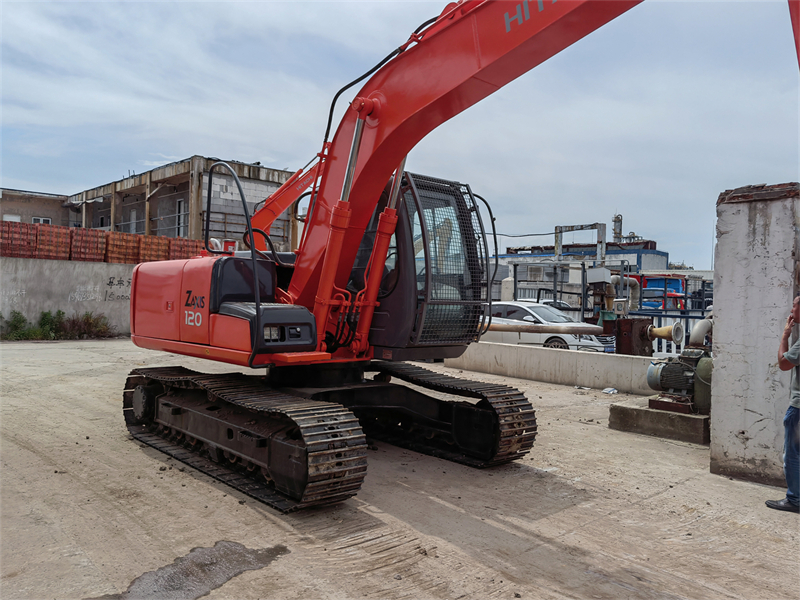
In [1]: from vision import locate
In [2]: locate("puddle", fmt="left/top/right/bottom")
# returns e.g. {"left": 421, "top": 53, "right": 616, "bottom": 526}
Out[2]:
{"left": 87, "top": 541, "right": 289, "bottom": 600}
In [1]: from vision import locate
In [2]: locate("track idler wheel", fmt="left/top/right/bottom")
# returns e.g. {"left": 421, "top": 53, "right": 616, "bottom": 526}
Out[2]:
{"left": 131, "top": 384, "right": 160, "bottom": 425}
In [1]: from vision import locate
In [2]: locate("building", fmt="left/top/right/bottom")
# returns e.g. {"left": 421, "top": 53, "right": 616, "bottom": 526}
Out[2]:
{"left": 504, "top": 239, "right": 669, "bottom": 272}
{"left": 1, "top": 189, "right": 72, "bottom": 226}
{"left": 66, "top": 156, "right": 297, "bottom": 250}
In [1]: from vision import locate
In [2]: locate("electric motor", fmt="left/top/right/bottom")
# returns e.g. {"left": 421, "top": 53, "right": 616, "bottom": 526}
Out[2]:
{"left": 647, "top": 360, "right": 694, "bottom": 393}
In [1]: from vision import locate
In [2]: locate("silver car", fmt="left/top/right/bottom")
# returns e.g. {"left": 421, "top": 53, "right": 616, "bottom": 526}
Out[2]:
{"left": 481, "top": 301, "right": 615, "bottom": 351}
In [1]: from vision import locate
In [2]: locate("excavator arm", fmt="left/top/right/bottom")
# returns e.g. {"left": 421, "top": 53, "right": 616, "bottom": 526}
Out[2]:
{"left": 250, "top": 0, "right": 799, "bottom": 358}
{"left": 287, "top": 0, "right": 643, "bottom": 310}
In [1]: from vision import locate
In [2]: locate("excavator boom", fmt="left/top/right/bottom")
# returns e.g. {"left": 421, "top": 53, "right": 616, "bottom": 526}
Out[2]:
{"left": 285, "top": 0, "right": 642, "bottom": 310}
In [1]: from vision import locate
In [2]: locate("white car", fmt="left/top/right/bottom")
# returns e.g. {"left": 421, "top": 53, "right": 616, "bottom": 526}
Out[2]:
{"left": 481, "top": 301, "right": 615, "bottom": 352}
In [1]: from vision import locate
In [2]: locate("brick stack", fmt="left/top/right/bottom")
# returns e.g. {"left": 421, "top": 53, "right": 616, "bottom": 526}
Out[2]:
{"left": 168, "top": 238, "right": 205, "bottom": 260}
{"left": 69, "top": 229, "right": 106, "bottom": 262}
{"left": 139, "top": 235, "right": 170, "bottom": 262}
{"left": 35, "top": 224, "right": 71, "bottom": 260}
{"left": 105, "top": 231, "right": 141, "bottom": 263}
{"left": 0, "top": 222, "right": 37, "bottom": 258}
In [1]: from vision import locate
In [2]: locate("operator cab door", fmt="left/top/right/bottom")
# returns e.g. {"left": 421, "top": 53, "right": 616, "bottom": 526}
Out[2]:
{"left": 364, "top": 172, "right": 489, "bottom": 360}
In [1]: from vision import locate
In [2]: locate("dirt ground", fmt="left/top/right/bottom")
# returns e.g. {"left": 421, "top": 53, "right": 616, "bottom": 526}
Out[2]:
{"left": 1, "top": 339, "right": 797, "bottom": 600}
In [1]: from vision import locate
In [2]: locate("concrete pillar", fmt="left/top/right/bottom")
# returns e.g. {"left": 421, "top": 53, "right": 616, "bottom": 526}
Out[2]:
{"left": 81, "top": 192, "right": 87, "bottom": 228}
{"left": 501, "top": 277, "right": 515, "bottom": 301}
{"left": 144, "top": 172, "right": 152, "bottom": 236}
{"left": 711, "top": 182, "right": 800, "bottom": 486}
{"left": 189, "top": 156, "right": 204, "bottom": 240}
{"left": 110, "top": 185, "right": 117, "bottom": 232}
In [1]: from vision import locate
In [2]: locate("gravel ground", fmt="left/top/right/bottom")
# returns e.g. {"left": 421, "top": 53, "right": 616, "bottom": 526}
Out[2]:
{"left": 1, "top": 338, "right": 797, "bottom": 600}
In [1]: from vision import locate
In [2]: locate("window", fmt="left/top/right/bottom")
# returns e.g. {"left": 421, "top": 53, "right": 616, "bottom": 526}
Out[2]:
{"left": 491, "top": 306, "right": 505, "bottom": 318}
{"left": 528, "top": 305, "right": 573, "bottom": 323}
{"left": 176, "top": 200, "right": 187, "bottom": 238}
{"left": 99, "top": 216, "right": 105, "bottom": 227}
{"left": 506, "top": 306, "right": 536, "bottom": 322}
{"left": 32, "top": 217, "right": 51, "bottom": 224}
{"left": 3, "top": 215, "right": 21, "bottom": 222}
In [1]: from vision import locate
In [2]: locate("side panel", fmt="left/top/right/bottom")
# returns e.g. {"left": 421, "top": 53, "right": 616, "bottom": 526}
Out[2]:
{"left": 131, "top": 260, "right": 186, "bottom": 341}
{"left": 180, "top": 258, "right": 215, "bottom": 345}
{"left": 210, "top": 313, "right": 252, "bottom": 352}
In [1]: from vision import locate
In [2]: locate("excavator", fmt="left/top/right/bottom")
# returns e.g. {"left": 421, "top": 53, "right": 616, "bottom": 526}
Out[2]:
{"left": 123, "top": 0, "right": 800, "bottom": 512}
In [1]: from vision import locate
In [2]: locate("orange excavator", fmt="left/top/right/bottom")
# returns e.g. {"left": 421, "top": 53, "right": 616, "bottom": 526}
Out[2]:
{"left": 124, "top": 1, "right": 800, "bottom": 512}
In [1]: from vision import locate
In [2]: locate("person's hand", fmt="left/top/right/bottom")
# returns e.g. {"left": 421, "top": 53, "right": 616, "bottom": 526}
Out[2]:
{"left": 786, "top": 314, "right": 796, "bottom": 332}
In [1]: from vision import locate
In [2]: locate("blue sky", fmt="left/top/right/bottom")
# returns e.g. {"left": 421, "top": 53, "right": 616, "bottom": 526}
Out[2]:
{"left": 3, "top": 1, "right": 798, "bottom": 270}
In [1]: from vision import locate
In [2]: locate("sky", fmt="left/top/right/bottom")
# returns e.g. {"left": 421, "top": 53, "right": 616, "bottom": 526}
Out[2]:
{"left": 2, "top": 0, "right": 798, "bottom": 270}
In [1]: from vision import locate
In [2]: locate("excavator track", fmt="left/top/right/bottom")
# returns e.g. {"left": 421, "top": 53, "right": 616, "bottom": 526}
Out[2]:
{"left": 123, "top": 366, "right": 368, "bottom": 513}
{"left": 367, "top": 361, "right": 537, "bottom": 467}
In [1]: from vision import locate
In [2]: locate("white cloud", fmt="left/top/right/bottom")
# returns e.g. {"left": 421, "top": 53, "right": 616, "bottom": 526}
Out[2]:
{"left": 2, "top": 0, "right": 797, "bottom": 270}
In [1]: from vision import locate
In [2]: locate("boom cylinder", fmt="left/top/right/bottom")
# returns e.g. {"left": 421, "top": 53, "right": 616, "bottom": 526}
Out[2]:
{"left": 313, "top": 109, "right": 368, "bottom": 351}
{"left": 350, "top": 206, "right": 398, "bottom": 354}
{"left": 313, "top": 200, "right": 352, "bottom": 350}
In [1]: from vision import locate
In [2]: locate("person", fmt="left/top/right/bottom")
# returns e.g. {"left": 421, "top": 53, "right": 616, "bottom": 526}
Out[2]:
{"left": 767, "top": 294, "right": 800, "bottom": 513}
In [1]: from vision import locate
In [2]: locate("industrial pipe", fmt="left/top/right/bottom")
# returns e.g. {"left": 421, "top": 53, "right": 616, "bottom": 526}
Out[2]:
{"left": 646, "top": 322, "right": 684, "bottom": 344}
{"left": 689, "top": 318, "right": 713, "bottom": 346}
{"left": 611, "top": 275, "right": 640, "bottom": 309}
{"left": 486, "top": 322, "right": 604, "bottom": 336}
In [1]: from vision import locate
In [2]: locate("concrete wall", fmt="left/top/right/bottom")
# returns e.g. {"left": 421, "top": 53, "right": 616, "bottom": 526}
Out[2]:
{"left": 1, "top": 258, "right": 135, "bottom": 334}
{"left": 205, "top": 173, "right": 289, "bottom": 250}
{"left": 711, "top": 183, "right": 800, "bottom": 486}
{"left": 446, "top": 341, "right": 653, "bottom": 395}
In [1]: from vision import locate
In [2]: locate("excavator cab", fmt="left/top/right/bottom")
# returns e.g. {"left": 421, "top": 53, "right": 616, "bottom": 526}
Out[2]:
{"left": 352, "top": 172, "right": 491, "bottom": 361}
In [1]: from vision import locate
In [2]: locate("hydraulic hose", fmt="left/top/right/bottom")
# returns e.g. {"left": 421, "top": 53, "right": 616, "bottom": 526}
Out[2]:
{"left": 321, "top": 14, "right": 438, "bottom": 145}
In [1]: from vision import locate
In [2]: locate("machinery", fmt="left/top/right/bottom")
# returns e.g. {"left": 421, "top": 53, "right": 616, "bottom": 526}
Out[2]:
{"left": 646, "top": 316, "right": 713, "bottom": 414}
{"left": 123, "top": 0, "right": 799, "bottom": 512}
{"left": 607, "top": 318, "right": 684, "bottom": 357}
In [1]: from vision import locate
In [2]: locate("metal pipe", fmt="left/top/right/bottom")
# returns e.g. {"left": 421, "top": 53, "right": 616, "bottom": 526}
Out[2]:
{"left": 340, "top": 118, "right": 366, "bottom": 204}
{"left": 145, "top": 183, "right": 167, "bottom": 202}
{"left": 513, "top": 264, "right": 518, "bottom": 301}
{"left": 611, "top": 275, "right": 640, "bottom": 309}
{"left": 487, "top": 322, "right": 604, "bottom": 336}
{"left": 550, "top": 265, "right": 556, "bottom": 303}
{"left": 647, "top": 322, "right": 684, "bottom": 344}
{"left": 581, "top": 263, "right": 587, "bottom": 321}
{"left": 689, "top": 318, "right": 713, "bottom": 346}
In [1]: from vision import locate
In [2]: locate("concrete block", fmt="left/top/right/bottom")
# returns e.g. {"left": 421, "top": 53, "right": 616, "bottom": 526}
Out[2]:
{"left": 446, "top": 341, "right": 653, "bottom": 394}
{"left": 609, "top": 396, "right": 710, "bottom": 445}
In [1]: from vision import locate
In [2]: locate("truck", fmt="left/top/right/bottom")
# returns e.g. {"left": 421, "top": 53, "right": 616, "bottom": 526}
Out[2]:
{"left": 633, "top": 274, "right": 687, "bottom": 310}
